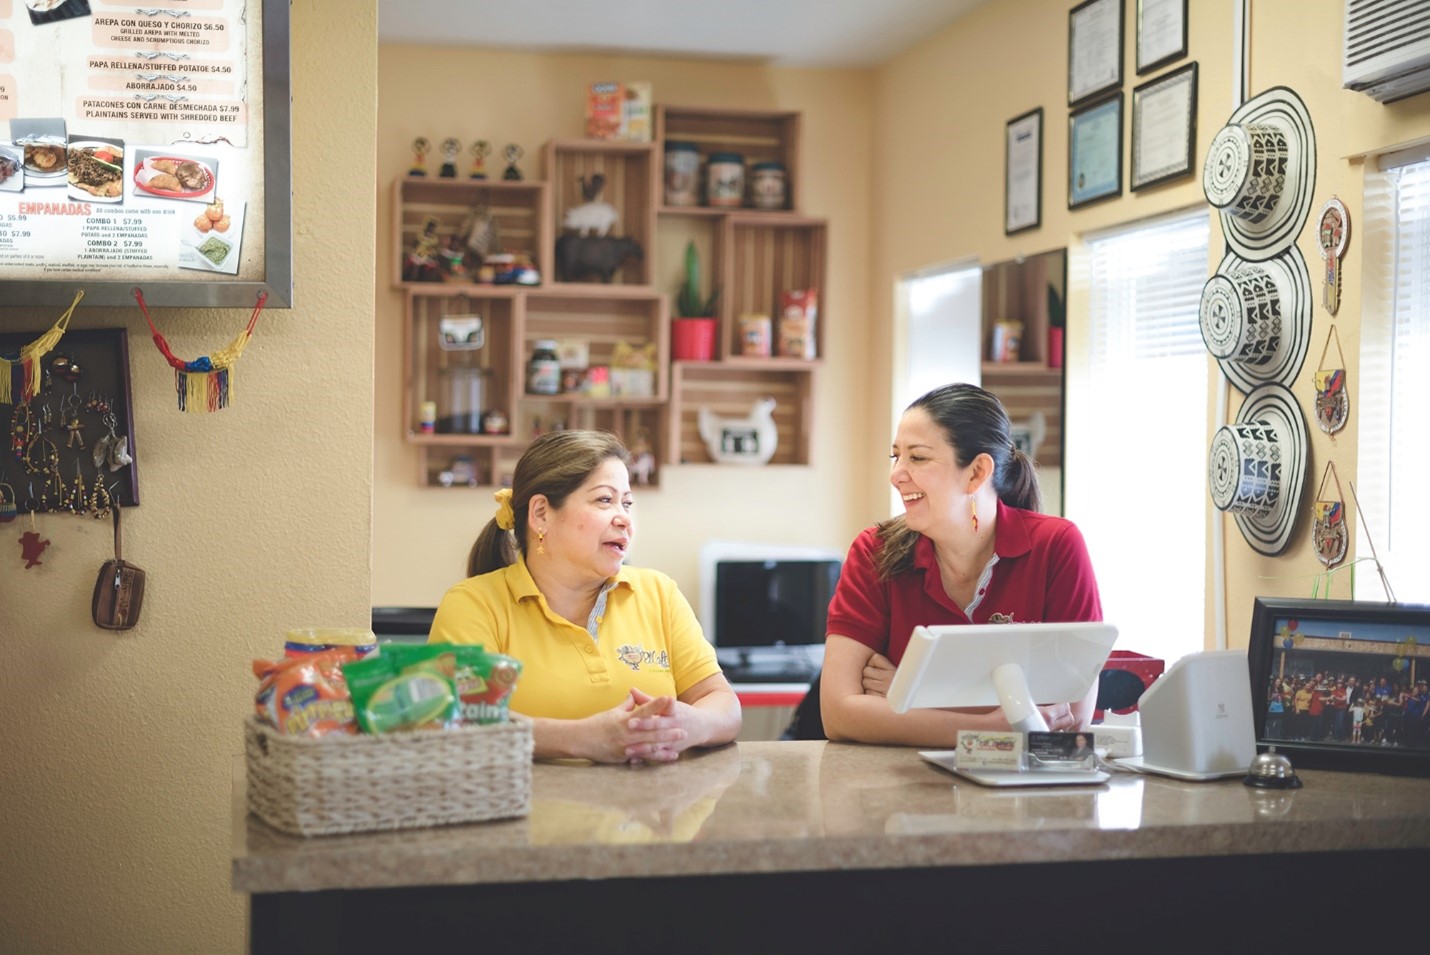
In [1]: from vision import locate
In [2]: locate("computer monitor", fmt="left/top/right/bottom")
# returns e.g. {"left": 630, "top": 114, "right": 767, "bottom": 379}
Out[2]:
{"left": 697, "top": 540, "right": 843, "bottom": 648}
{"left": 714, "top": 560, "right": 841, "bottom": 649}
{"left": 887, "top": 622, "right": 1119, "bottom": 732}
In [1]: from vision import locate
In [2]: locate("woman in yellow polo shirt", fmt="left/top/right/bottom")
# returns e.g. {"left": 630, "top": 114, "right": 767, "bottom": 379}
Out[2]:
{"left": 429, "top": 430, "right": 742, "bottom": 764}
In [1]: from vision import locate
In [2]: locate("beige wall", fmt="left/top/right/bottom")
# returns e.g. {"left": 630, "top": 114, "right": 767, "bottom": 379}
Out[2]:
{"left": 0, "top": 2, "right": 377, "bottom": 952}
{"left": 870, "top": 0, "right": 1430, "bottom": 650}
{"left": 373, "top": 49, "right": 876, "bottom": 607}
{"left": 6, "top": 1, "right": 1430, "bottom": 950}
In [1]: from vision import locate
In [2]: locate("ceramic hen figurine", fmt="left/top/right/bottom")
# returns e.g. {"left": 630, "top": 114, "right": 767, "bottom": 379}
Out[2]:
{"left": 698, "top": 397, "right": 778, "bottom": 465}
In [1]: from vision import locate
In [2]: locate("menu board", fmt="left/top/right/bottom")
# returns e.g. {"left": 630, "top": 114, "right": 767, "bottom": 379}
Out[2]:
{"left": 0, "top": 0, "right": 290, "bottom": 306}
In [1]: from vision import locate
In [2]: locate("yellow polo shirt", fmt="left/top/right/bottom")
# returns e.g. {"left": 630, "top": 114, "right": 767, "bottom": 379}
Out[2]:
{"left": 427, "top": 559, "right": 721, "bottom": 720}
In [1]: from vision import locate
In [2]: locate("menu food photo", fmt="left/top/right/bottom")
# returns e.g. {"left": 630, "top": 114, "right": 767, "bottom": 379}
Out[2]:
{"left": 0, "top": 0, "right": 264, "bottom": 288}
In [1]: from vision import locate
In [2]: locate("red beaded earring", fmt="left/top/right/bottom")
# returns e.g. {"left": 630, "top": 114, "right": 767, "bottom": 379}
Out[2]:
{"left": 970, "top": 497, "right": 979, "bottom": 533}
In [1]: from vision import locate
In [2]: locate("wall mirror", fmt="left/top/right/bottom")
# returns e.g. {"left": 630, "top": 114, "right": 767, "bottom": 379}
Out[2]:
{"left": 979, "top": 247, "right": 1067, "bottom": 513}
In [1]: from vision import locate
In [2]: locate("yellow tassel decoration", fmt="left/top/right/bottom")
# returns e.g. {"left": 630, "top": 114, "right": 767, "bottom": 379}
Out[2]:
{"left": 0, "top": 290, "right": 83, "bottom": 404}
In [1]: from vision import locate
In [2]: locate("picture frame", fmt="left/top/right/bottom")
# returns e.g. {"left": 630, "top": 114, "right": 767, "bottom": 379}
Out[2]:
{"left": 1136, "top": 0, "right": 1188, "bottom": 75}
{"left": 1248, "top": 597, "right": 1430, "bottom": 777}
{"left": 0, "top": 326, "right": 141, "bottom": 510}
{"left": 1004, "top": 107, "right": 1043, "bottom": 236}
{"left": 1068, "top": 93, "right": 1123, "bottom": 209}
{"left": 1068, "top": 0, "right": 1124, "bottom": 106}
{"left": 1131, "top": 61, "right": 1198, "bottom": 191}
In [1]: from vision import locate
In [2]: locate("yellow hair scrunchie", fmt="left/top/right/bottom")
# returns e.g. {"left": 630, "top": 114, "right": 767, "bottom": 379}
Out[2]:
{"left": 493, "top": 487, "right": 516, "bottom": 531}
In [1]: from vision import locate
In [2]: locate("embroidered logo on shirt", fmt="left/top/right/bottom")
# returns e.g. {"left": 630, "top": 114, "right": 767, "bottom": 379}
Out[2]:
{"left": 988, "top": 613, "right": 1016, "bottom": 624}
{"left": 615, "top": 643, "right": 670, "bottom": 672}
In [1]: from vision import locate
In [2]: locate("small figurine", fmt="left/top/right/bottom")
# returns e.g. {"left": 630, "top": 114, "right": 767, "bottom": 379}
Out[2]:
{"left": 502, "top": 143, "right": 524, "bottom": 181}
{"left": 402, "top": 216, "right": 444, "bottom": 282}
{"left": 439, "top": 137, "right": 461, "bottom": 178}
{"left": 481, "top": 408, "right": 509, "bottom": 435}
{"left": 563, "top": 173, "right": 620, "bottom": 236}
{"left": 469, "top": 140, "right": 492, "bottom": 180}
{"left": 409, "top": 137, "right": 431, "bottom": 177}
{"left": 630, "top": 430, "right": 656, "bottom": 485}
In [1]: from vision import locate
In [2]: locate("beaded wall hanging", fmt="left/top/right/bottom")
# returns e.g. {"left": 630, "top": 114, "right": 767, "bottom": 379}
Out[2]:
{"left": 0, "top": 289, "right": 83, "bottom": 404}
{"left": 134, "top": 288, "right": 266, "bottom": 412}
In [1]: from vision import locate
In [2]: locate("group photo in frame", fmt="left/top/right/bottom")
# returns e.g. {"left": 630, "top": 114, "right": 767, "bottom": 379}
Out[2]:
{"left": 1136, "top": 0, "right": 1188, "bottom": 75}
{"left": 1068, "top": 93, "right": 1123, "bottom": 208}
{"left": 1005, "top": 107, "right": 1043, "bottom": 235}
{"left": 1247, "top": 597, "right": 1430, "bottom": 777}
{"left": 1068, "top": 0, "right": 1124, "bottom": 106}
{"left": 1131, "top": 61, "right": 1198, "bottom": 191}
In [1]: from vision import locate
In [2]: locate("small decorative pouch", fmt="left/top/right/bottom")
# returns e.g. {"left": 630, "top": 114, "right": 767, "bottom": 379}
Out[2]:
{"left": 93, "top": 505, "right": 145, "bottom": 630}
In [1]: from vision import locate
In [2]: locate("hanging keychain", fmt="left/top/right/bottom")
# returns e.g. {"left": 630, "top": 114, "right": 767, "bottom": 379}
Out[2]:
{"left": 10, "top": 402, "right": 35, "bottom": 461}
{"left": 19, "top": 509, "right": 50, "bottom": 569}
{"left": 1314, "top": 324, "right": 1349, "bottom": 435}
{"left": 1317, "top": 197, "right": 1350, "bottom": 316}
{"left": 1313, "top": 460, "right": 1349, "bottom": 569}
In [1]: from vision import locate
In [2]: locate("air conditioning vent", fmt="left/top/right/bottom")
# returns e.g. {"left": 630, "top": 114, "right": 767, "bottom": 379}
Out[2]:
{"left": 1344, "top": 0, "right": 1430, "bottom": 103}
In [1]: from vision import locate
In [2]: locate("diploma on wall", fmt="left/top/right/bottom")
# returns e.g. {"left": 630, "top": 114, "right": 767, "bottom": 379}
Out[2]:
{"left": 1005, "top": 108, "right": 1043, "bottom": 235}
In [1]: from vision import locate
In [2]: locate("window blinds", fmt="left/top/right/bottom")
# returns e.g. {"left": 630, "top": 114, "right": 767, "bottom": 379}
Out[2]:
{"left": 1070, "top": 209, "right": 1210, "bottom": 663}
{"left": 1358, "top": 158, "right": 1430, "bottom": 601}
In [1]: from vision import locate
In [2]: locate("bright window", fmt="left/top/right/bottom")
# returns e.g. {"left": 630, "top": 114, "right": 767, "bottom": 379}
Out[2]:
{"left": 1067, "top": 209, "right": 1210, "bottom": 664}
{"left": 1356, "top": 154, "right": 1430, "bottom": 602}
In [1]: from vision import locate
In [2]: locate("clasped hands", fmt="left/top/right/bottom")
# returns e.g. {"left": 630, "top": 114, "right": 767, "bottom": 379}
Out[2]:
{"left": 595, "top": 687, "right": 701, "bottom": 765}
{"left": 860, "top": 652, "right": 1080, "bottom": 731}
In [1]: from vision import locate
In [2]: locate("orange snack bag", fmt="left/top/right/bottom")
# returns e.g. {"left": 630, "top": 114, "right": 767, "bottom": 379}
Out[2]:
{"left": 253, "top": 648, "right": 359, "bottom": 737}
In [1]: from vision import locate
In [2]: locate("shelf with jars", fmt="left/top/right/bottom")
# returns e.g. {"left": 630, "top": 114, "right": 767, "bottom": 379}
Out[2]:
{"left": 391, "top": 104, "right": 828, "bottom": 486}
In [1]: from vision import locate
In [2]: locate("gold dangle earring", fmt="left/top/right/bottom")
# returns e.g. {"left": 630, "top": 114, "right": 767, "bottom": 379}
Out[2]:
{"left": 536, "top": 528, "right": 546, "bottom": 556}
{"left": 970, "top": 497, "right": 979, "bottom": 533}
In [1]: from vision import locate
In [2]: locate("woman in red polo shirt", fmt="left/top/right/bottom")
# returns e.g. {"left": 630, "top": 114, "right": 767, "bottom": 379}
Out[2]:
{"left": 820, "top": 383, "right": 1103, "bottom": 746}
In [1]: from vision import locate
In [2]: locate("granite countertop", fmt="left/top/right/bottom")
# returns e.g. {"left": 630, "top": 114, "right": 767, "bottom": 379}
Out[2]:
{"left": 233, "top": 740, "right": 1430, "bottom": 894}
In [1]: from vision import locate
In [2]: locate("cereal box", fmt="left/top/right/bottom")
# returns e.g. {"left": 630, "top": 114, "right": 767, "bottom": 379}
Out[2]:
{"left": 623, "top": 82, "right": 652, "bottom": 142}
{"left": 586, "top": 82, "right": 624, "bottom": 140}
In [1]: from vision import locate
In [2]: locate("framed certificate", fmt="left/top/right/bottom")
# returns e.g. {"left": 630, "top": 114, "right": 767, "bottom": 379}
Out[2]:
{"left": 1131, "top": 62, "right": 1198, "bottom": 191}
{"left": 1069, "top": 94, "right": 1123, "bottom": 209}
{"left": 1068, "top": 0, "right": 1124, "bottom": 106}
{"left": 1005, "top": 108, "right": 1043, "bottom": 235}
{"left": 1137, "top": 0, "right": 1188, "bottom": 75}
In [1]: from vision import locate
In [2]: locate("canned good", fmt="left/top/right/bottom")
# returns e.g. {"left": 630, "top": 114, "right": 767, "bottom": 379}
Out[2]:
{"left": 284, "top": 627, "right": 378, "bottom": 658}
{"left": 738, "top": 314, "right": 772, "bottom": 357}
{"left": 706, "top": 151, "right": 745, "bottom": 207}
{"left": 751, "top": 161, "right": 788, "bottom": 210}
{"left": 664, "top": 140, "right": 700, "bottom": 207}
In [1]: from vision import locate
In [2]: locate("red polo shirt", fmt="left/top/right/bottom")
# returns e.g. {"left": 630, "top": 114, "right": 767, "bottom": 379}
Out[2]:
{"left": 826, "top": 500, "right": 1103, "bottom": 665}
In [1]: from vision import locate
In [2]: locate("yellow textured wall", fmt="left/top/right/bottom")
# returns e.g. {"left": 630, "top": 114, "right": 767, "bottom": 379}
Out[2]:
{"left": 373, "top": 49, "right": 875, "bottom": 606}
{"left": 0, "top": 3, "right": 377, "bottom": 952}
{"left": 868, "top": 0, "right": 1430, "bottom": 650}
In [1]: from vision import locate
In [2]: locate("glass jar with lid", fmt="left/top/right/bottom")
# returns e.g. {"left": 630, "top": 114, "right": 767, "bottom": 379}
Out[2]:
{"left": 751, "top": 161, "right": 788, "bottom": 210}
{"left": 527, "top": 339, "right": 561, "bottom": 395}
{"left": 706, "top": 152, "right": 745, "bottom": 207}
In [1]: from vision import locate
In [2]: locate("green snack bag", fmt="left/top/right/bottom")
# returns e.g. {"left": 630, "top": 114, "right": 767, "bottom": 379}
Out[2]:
{"left": 452, "top": 646, "right": 522, "bottom": 725}
{"left": 342, "top": 651, "right": 460, "bottom": 734}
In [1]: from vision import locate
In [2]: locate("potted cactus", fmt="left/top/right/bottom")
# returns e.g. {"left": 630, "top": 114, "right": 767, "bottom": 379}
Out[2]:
{"left": 672, "top": 240, "right": 720, "bottom": 360}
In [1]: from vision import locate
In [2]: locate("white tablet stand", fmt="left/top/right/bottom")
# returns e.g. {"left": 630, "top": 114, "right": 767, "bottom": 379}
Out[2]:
{"left": 887, "top": 622, "right": 1119, "bottom": 731}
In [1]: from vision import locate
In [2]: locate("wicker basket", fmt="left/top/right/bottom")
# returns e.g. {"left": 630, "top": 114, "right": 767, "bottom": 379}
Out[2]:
{"left": 244, "top": 715, "right": 533, "bottom": 837}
